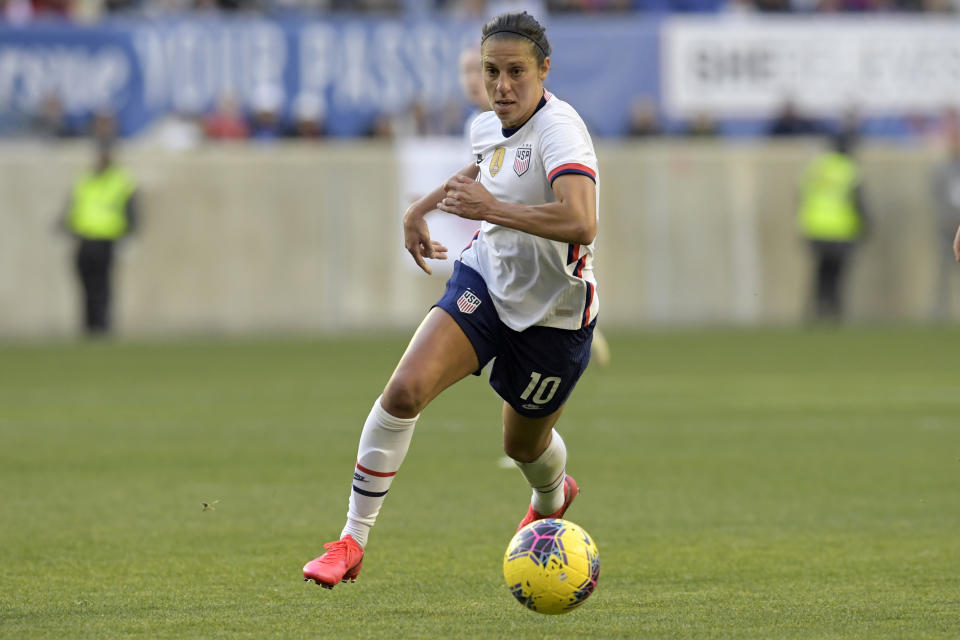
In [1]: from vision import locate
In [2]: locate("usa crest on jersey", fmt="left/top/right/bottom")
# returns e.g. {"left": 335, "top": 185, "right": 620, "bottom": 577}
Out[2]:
{"left": 457, "top": 290, "right": 482, "bottom": 314}
{"left": 514, "top": 146, "right": 532, "bottom": 176}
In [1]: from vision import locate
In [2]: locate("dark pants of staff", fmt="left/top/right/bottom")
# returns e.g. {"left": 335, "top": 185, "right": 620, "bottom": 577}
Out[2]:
{"left": 809, "top": 240, "right": 854, "bottom": 321}
{"left": 75, "top": 239, "right": 115, "bottom": 335}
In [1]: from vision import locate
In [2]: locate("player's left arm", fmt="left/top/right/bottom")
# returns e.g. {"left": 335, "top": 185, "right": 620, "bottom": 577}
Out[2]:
{"left": 437, "top": 173, "right": 596, "bottom": 245}
{"left": 953, "top": 224, "right": 960, "bottom": 262}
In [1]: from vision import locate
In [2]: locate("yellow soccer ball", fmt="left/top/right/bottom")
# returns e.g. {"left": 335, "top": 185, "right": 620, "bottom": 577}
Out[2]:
{"left": 502, "top": 518, "right": 600, "bottom": 615}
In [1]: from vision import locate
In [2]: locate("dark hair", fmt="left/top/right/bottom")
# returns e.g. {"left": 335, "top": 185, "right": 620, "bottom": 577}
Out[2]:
{"left": 481, "top": 12, "right": 551, "bottom": 65}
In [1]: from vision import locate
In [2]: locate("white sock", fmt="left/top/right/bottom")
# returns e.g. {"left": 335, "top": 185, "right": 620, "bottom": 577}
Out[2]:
{"left": 513, "top": 429, "right": 567, "bottom": 515}
{"left": 340, "top": 396, "right": 418, "bottom": 548}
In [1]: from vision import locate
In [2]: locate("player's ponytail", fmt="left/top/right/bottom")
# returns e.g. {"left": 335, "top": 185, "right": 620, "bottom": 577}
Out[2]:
{"left": 481, "top": 12, "right": 552, "bottom": 65}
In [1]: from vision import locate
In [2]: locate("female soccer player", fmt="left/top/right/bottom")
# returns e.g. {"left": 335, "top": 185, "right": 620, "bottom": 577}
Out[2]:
{"left": 303, "top": 11, "right": 600, "bottom": 588}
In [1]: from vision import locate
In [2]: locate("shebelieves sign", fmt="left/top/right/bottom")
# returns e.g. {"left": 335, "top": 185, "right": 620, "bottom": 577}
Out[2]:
{"left": 662, "top": 17, "right": 960, "bottom": 118}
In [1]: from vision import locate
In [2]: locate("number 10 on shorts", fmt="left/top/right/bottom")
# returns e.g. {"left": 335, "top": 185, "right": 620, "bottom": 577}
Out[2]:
{"left": 520, "top": 371, "right": 562, "bottom": 406}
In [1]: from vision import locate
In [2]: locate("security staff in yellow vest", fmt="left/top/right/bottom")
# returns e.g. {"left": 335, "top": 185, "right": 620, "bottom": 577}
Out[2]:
{"left": 798, "top": 131, "right": 869, "bottom": 320}
{"left": 63, "top": 140, "right": 138, "bottom": 335}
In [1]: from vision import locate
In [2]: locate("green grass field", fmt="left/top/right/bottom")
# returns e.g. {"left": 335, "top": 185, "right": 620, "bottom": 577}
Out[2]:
{"left": 2, "top": 326, "right": 959, "bottom": 639}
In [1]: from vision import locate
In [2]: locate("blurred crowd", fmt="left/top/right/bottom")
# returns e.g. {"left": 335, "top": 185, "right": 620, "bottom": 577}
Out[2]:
{"left": 12, "top": 87, "right": 473, "bottom": 147}
{"left": 2, "top": 0, "right": 958, "bottom": 25}
{"left": 12, "top": 84, "right": 959, "bottom": 149}
{"left": 3, "top": 0, "right": 959, "bottom": 144}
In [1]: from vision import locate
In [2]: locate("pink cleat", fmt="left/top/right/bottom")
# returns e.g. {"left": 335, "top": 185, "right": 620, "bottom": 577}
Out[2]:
{"left": 516, "top": 474, "right": 579, "bottom": 532}
{"left": 303, "top": 534, "right": 364, "bottom": 589}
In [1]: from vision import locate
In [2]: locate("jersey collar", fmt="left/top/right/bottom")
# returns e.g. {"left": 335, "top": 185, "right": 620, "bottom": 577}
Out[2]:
{"left": 501, "top": 92, "right": 548, "bottom": 138}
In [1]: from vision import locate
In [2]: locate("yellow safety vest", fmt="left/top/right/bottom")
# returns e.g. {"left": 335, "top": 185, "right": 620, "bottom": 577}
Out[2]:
{"left": 798, "top": 152, "right": 862, "bottom": 241}
{"left": 68, "top": 166, "right": 136, "bottom": 240}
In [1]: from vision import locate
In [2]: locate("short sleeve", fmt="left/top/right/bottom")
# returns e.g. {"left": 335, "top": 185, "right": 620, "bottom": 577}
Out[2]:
{"left": 540, "top": 109, "right": 598, "bottom": 187}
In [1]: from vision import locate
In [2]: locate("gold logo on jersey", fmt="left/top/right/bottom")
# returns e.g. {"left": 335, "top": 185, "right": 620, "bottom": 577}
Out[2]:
{"left": 489, "top": 147, "right": 506, "bottom": 177}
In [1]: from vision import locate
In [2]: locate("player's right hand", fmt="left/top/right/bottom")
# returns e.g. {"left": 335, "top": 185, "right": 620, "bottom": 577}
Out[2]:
{"left": 404, "top": 213, "right": 448, "bottom": 275}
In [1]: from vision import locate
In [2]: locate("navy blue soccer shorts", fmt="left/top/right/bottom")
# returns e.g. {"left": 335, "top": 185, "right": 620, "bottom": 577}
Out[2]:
{"left": 434, "top": 261, "right": 595, "bottom": 418}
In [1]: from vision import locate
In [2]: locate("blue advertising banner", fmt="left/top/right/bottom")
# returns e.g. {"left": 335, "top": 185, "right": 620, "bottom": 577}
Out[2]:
{"left": 0, "top": 16, "right": 661, "bottom": 138}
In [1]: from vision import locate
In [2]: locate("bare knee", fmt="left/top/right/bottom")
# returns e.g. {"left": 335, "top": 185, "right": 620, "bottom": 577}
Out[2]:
{"left": 381, "top": 374, "right": 428, "bottom": 419}
{"left": 503, "top": 434, "right": 545, "bottom": 464}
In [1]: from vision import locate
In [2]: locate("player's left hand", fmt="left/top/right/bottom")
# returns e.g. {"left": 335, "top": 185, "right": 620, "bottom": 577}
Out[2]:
{"left": 437, "top": 175, "right": 494, "bottom": 221}
{"left": 403, "top": 212, "right": 448, "bottom": 275}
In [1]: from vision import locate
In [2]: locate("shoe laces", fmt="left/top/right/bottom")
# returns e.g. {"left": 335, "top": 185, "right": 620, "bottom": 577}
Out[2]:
{"left": 321, "top": 538, "right": 354, "bottom": 562}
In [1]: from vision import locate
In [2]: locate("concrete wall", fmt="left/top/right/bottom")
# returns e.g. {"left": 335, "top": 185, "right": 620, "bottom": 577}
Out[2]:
{"left": 2, "top": 139, "right": 957, "bottom": 338}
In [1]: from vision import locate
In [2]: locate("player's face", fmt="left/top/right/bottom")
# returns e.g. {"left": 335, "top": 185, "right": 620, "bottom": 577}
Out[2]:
{"left": 459, "top": 48, "right": 488, "bottom": 111}
{"left": 481, "top": 38, "right": 549, "bottom": 129}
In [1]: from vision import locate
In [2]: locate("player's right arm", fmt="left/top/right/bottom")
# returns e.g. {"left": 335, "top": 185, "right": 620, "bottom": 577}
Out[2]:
{"left": 403, "top": 162, "right": 480, "bottom": 274}
{"left": 954, "top": 224, "right": 960, "bottom": 262}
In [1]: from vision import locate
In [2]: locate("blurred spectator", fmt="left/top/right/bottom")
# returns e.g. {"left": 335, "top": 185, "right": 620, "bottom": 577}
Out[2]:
{"left": 91, "top": 109, "right": 117, "bottom": 140}
{"left": 768, "top": 98, "right": 819, "bottom": 137}
{"left": 368, "top": 113, "right": 394, "bottom": 138}
{"left": 365, "top": 0, "right": 404, "bottom": 9}
{"left": 837, "top": 105, "right": 861, "bottom": 140}
{"left": 138, "top": 0, "right": 191, "bottom": 14}
{"left": 722, "top": 0, "right": 757, "bottom": 14}
{"left": 329, "top": 0, "right": 401, "bottom": 11}
{"left": 288, "top": 93, "right": 326, "bottom": 138}
{"left": 203, "top": 92, "right": 250, "bottom": 140}
{"left": 103, "top": 0, "right": 142, "bottom": 13}
{"left": 626, "top": 97, "right": 662, "bottom": 138}
{"left": 916, "top": 105, "right": 960, "bottom": 144}
{"left": 60, "top": 138, "right": 138, "bottom": 336}
{"left": 815, "top": 0, "right": 886, "bottom": 10}
{"left": 921, "top": 0, "right": 953, "bottom": 12}
{"left": 265, "top": 0, "right": 329, "bottom": 13}
{"left": 393, "top": 100, "right": 431, "bottom": 137}
{"left": 797, "top": 131, "right": 869, "bottom": 321}
{"left": 753, "top": 0, "right": 790, "bottom": 11}
{"left": 457, "top": 45, "right": 489, "bottom": 147}
{"left": 547, "top": 0, "right": 630, "bottom": 10}
{"left": 1, "top": 0, "right": 35, "bottom": 23}
{"left": 193, "top": 0, "right": 260, "bottom": 10}
{"left": 32, "top": 0, "right": 73, "bottom": 19}
{"left": 372, "top": 97, "right": 463, "bottom": 138}
{"left": 459, "top": 44, "right": 488, "bottom": 117}
{"left": 930, "top": 128, "right": 960, "bottom": 319}
{"left": 29, "top": 92, "right": 80, "bottom": 139}
{"left": 138, "top": 107, "right": 202, "bottom": 150}
{"left": 444, "top": 0, "right": 485, "bottom": 18}
{"left": 486, "top": 0, "right": 547, "bottom": 19}
{"left": 683, "top": 111, "right": 719, "bottom": 137}
{"left": 249, "top": 85, "right": 284, "bottom": 142}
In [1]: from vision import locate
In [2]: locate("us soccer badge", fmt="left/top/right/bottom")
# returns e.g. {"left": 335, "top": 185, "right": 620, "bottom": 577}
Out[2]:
{"left": 514, "top": 146, "right": 532, "bottom": 176}
{"left": 457, "top": 290, "right": 482, "bottom": 314}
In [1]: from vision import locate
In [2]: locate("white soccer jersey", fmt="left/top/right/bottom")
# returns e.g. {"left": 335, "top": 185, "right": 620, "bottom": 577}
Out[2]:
{"left": 460, "top": 91, "right": 599, "bottom": 332}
